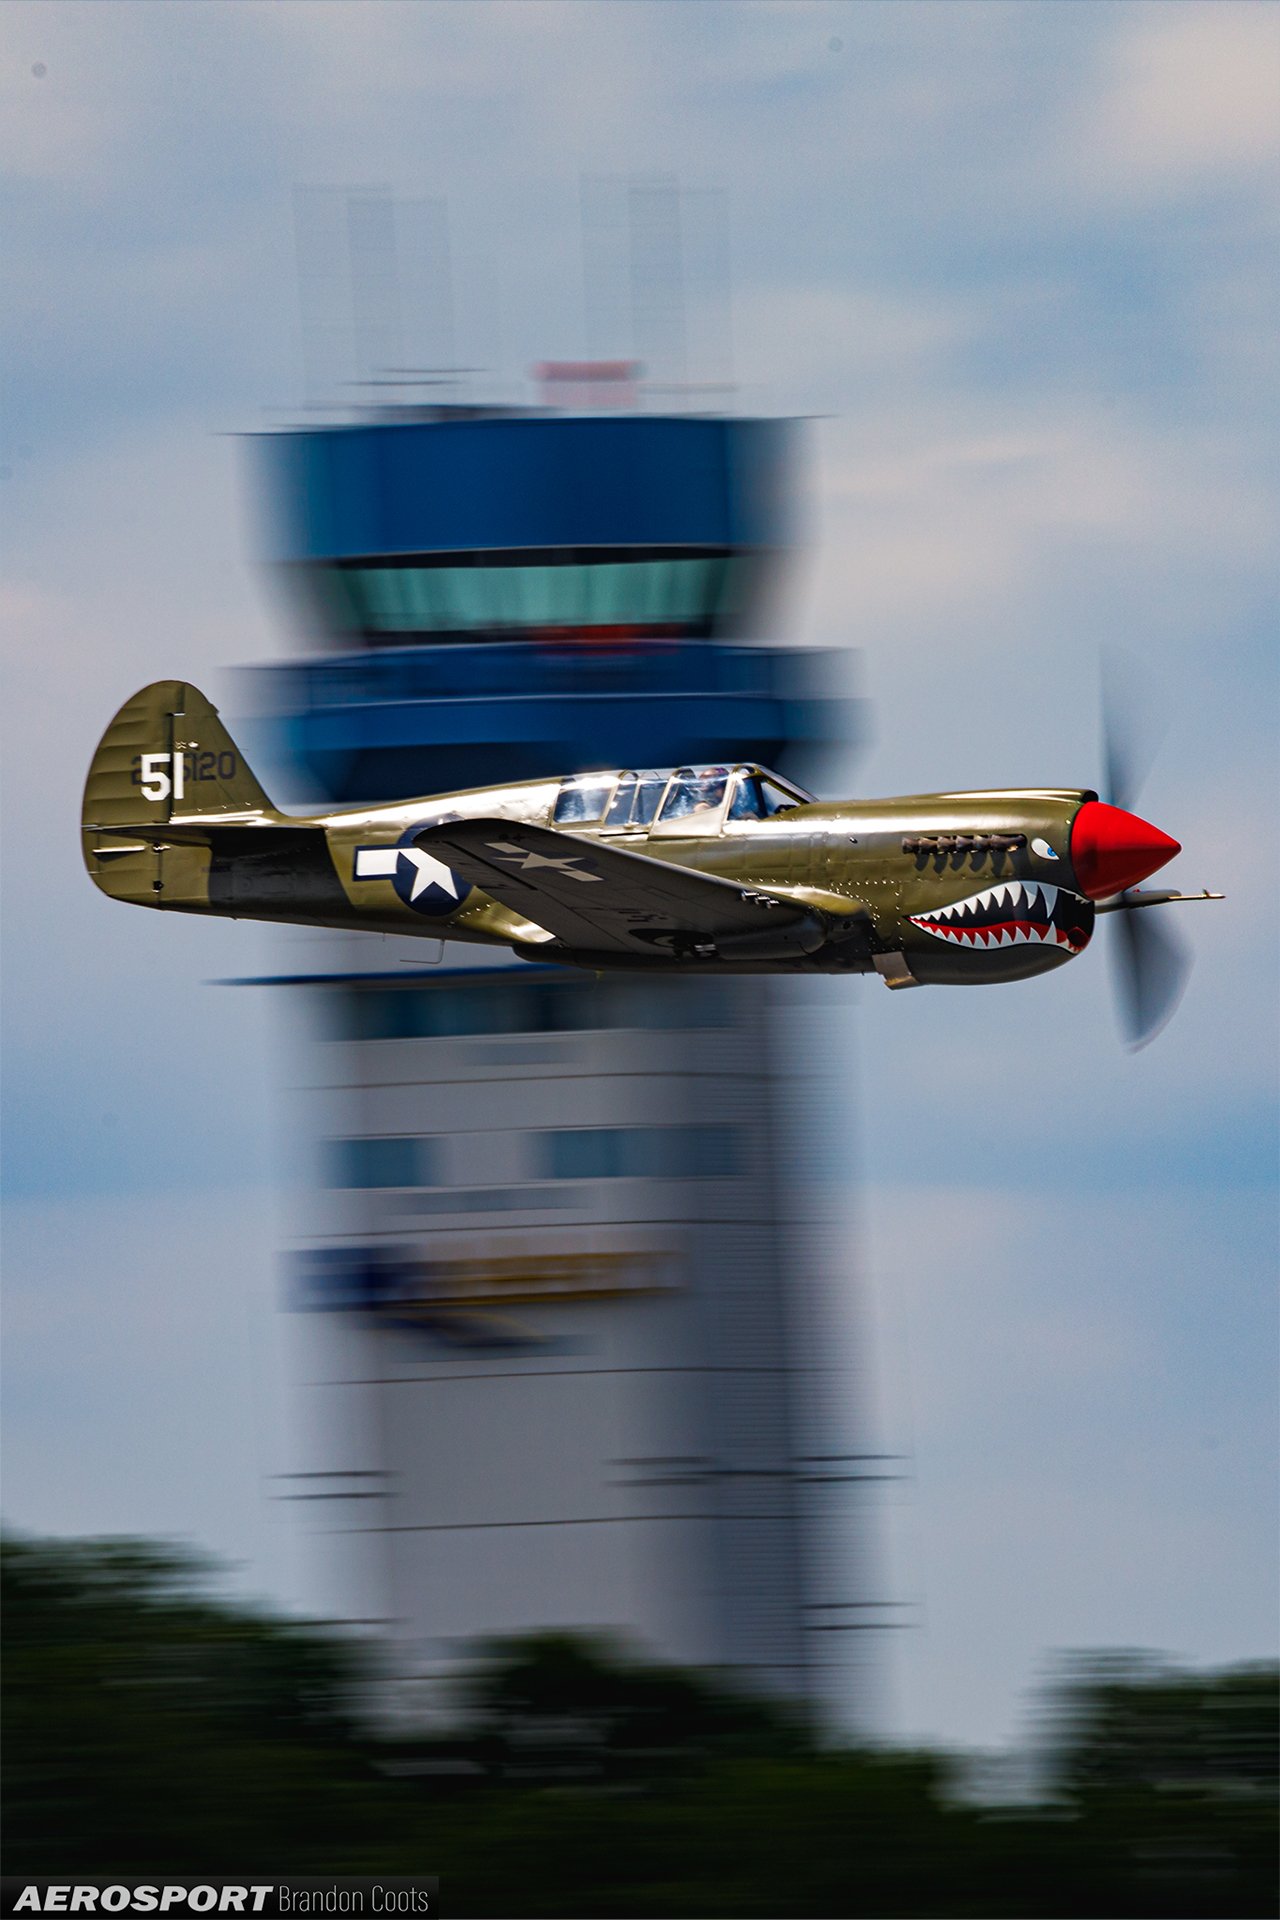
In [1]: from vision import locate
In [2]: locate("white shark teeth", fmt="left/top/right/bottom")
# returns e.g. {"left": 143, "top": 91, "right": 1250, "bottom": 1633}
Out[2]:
{"left": 909, "top": 877, "right": 1081, "bottom": 952}
{"left": 913, "top": 880, "right": 1049, "bottom": 927}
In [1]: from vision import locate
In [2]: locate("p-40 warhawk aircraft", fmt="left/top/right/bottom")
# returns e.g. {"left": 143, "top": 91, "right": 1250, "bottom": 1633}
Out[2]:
{"left": 83, "top": 682, "right": 1221, "bottom": 1045}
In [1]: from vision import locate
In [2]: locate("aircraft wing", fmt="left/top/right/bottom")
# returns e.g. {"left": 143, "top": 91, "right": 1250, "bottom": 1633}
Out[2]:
{"left": 414, "top": 817, "right": 826, "bottom": 960}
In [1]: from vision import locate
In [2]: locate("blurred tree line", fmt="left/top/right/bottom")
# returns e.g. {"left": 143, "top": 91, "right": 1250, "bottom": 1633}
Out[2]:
{"left": 3, "top": 1532, "right": 1276, "bottom": 1917}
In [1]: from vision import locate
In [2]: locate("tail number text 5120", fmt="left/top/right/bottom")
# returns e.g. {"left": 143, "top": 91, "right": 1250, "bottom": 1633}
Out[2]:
{"left": 131, "top": 750, "right": 237, "bottom": 801}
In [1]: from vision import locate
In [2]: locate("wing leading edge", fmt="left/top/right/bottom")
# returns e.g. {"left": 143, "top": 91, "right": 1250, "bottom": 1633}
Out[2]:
{"left": 413, "top": 818, "right": 831, "bottom": 961}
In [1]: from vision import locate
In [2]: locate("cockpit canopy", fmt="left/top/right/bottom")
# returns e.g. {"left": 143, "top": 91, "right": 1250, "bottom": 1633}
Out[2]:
{"left": 552, "top": 764, "right": 813, "bottom": 833}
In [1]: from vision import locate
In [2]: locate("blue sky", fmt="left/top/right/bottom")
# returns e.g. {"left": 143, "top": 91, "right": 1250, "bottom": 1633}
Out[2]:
{"left": 2, "top": 0, "right": 1277, "bottom": 1750}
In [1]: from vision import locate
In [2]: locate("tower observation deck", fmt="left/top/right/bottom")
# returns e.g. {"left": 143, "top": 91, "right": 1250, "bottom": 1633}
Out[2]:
{"left": 245, "top": 399, "right": 863, "bottom": 1725}
{"left": 248, "top": 409, "right": 835, "bottom": 799}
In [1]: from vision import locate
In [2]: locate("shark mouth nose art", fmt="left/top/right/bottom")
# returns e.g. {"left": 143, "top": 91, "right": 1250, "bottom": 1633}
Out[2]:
{"left": 909, "top": 880, "right": 1092, "bottom": 954}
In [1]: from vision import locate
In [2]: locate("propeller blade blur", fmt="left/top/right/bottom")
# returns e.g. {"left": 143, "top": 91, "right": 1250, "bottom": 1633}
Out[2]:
{"left": 1112, "top": 898, "right": 1192, "bottom": 1050}
{"left": 1100, "top": 647, "right": 1166, "bottom": 815}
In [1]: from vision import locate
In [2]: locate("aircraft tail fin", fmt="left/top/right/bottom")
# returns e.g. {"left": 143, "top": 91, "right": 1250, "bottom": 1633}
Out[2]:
{"left": 82, "top": 681, "right": 281, "bottom": 907}
{"left": 82, "top": 680, "right": 275, "bottom": 835}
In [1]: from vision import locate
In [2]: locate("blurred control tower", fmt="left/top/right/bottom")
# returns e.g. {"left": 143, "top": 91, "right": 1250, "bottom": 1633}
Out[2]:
{"left": 244, "top": 384, "right": 866, "bottom": 1723}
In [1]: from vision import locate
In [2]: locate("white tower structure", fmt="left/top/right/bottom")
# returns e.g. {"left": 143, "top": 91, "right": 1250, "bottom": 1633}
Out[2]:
{"left": 274, "top": 956, "right": 838, "bottom": 1712}
{"left": 248, "top": 403, "right": 873, "bottom": 1727}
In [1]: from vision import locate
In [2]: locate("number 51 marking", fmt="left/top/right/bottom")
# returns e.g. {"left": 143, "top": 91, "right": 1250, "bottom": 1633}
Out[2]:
{"left": 139, "top": 751, "right": 186, "bottom": 803}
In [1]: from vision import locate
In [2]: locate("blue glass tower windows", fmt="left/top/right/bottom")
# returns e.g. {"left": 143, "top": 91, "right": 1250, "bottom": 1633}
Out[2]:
{"left": 303, "top": 549, "right": 744, "bottom": 646}
{"left": 537, "top": 1126, "right": 741, "bottom": 1181}
{"left": 326, "top": 1136, "right": 434, "bottom": 1188}
{"left": 326, "top": 977, "right": 736, "bottom": 1044}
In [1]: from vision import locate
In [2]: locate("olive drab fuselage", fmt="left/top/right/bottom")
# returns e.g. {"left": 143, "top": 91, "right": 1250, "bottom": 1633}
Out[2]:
{"left": 285, "top": 778, "right": 1098, "bottom": 984}
{"left": 83, "top": 683, "right": 1193, "bottom": 989}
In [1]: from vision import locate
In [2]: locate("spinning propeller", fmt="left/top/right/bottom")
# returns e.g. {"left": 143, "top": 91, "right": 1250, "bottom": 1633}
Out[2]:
{"left": 1075, "top": 659, "right": 1218, "bottom": 1050}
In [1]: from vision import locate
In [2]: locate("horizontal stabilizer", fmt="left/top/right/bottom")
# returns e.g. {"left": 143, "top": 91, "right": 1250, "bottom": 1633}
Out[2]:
{"left": 85, "top": 820, "right": 319, "bottom": 847}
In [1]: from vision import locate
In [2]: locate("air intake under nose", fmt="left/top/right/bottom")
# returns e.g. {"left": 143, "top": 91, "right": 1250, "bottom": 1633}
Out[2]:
{"left": 1070, "top": 801, "right": 1180, "bottom": 899}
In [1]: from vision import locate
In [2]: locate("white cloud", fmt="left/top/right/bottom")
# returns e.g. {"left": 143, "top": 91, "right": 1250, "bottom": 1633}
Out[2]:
{"left": 797, "top": 393, "right": 1276, "bottom": 663}
{"left": 0, "top": 7, "right": 128, "bottom": 187}
{"left": 1071, "top": 2, "right": 1280, "bottom": 202}
{"left": 736, "top": 280, "right": 981, "bottom": 402}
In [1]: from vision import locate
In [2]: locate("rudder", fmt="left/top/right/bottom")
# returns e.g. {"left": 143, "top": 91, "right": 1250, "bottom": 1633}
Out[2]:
{"left": 82, "top": 681, "right": 273, "bottom": 833}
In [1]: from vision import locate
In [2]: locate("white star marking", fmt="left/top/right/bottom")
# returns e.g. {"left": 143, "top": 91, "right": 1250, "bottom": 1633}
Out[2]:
{"left": 485, "top": 840, "right": 604, "bottom": 883}
{"left": 354, "top": 846, "right": 460, "bottom": 900}
{"left": 402, "top": 849, "right": 460, "bottom": 901}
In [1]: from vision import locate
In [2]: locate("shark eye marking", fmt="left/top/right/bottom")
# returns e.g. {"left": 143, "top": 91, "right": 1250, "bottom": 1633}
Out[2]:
{"left": 1031, "top": 837, "right": 1059, "bottom": 860}
{"left": 909, "top": 880, "right": 1092, "bottom": 954}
